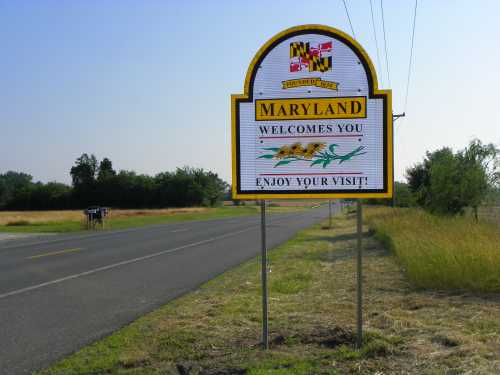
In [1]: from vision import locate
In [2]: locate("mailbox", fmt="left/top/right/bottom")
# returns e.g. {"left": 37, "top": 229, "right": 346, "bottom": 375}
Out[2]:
{"left": 84, "top": 206, "right": 108, "bottom": 229}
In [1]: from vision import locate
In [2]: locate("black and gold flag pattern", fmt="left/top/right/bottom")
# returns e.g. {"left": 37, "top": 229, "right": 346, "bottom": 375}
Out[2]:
{"left": 290, "top": 42, "right": 332, "bottom": 73}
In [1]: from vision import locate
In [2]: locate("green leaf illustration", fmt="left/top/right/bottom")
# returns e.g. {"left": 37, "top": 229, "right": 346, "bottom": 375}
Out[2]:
{"left": 310, "top": 159, "right": 325, "bottom": 166}
{"left": 258, "top": 143, "right": 367, "bottom": 168}
{"left": 274, "top": 160, "right": 293, "bottom": 167}
{"left": 329, "top": 144, "right": 339, "bottom": 153}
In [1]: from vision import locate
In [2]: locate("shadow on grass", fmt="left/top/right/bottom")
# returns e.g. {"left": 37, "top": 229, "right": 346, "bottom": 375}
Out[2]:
{"left": 299, "top": 231, "right": 391, "bottom": 263}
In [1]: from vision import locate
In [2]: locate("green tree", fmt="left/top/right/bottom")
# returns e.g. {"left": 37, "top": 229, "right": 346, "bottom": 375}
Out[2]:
{"left": 406, "top": 140, "right": 500, "bottom": 216}
{"left": 97, "top": 157, "right": 116, "bottom": 181}
{"left": 463, "top": 139, "right": 500, "bottom": 187}
{"left": 407, "top": 148, "right": 453, "bottom": 208}
{"left": 153, "top": 167, "right": 228, "bottom": 208}
{"left": 459, "top": 139, "right": 499, "bottom": 220}
{"left": 394, "top": 182, "right": 415, "bottom": 207}
{"left": 0, "top": 179, "right": 5, "bottom": 208}
{"left": 25, "top": 182, "right": 72, "bottom": 210}
{"left": 70, "top": 154, "right": 98, "bottom": 186}
{"left": 0, "top": 171, "right": 34, "bottom": 209}
{"left": 426, "top": 148, "right": 465, "bottom": 215}
{"left": 70, "top": 154, "right": 98, "bottom": 207}
{"left": 95, "top": 157, "right": 118, "bottom": 207}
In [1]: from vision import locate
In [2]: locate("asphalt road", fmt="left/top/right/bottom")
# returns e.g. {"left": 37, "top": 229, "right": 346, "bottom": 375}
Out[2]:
{"left": 0, "top": 204, "right": 338, "bottom": 374}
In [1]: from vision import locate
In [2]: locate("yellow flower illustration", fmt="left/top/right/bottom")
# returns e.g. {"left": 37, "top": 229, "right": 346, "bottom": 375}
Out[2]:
{"left": 290, "top": 142, "right": 305, "bottom": 156}
{"left": 275, "top": 145, "right": 290, "bottom": 159}
{"left": 306, "top": 142, "right": 326, "bottom": 153}
{"left": 260, "top": 142, "right": 366, "bottom": 168}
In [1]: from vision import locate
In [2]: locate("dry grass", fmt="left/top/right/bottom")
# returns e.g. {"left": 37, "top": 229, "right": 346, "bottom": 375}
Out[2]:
{"left": 38, "top": 212, "right": 500, "bottom": 375}
{"left": 365, "top": 207, "right": 500, "bottom": 293}
{"left": 0, "top": 206, "right": 314, "bottom": 233}
{"left": 0, "top": 208, "right": 211, "bottom": 226}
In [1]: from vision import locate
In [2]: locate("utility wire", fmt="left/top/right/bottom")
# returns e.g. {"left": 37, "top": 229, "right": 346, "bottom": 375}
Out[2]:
{"left": 369, "top": 0, "right": 383, "bottom": 87}
{"left": 404, "top": 0, "right": 418, "bottom": 113}
{"left": 380, "top": 0, "right": 391, "bottom": 87}
{"left": 342, "top": 0, "right": 356, "bottom": 39}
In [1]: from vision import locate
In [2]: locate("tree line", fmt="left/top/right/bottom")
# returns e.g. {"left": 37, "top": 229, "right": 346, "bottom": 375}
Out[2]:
{"left": 368, "top": 139, "right": 500, "bottom": 217}
{"left": 0, "top": 154, "right": 228, "bottom": 210}
{"left": 1, "top": 139, "right": 498, "bottom": 213}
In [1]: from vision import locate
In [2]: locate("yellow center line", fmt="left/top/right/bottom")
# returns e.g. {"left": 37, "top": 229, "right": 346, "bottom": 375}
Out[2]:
{"left": 27, "top": 248, "right": 83, "bottom": 260}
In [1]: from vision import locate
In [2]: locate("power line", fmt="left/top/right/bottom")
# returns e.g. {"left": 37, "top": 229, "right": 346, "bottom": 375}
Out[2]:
{"left": 404, "top": 0, "right": 418, "bottom": 113}
{"left": 342, "top": 0, "right": 356, "bottom": 39}
{"left": 369, "top": 0, "right": 383, "bottom": 87}
{"left": 380, "top": 0, "right": 391, "bottom": 87}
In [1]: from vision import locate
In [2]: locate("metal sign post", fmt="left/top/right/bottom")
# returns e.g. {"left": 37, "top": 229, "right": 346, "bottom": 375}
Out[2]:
{"left": 260, "top": 200, "right": 269, "bottom": 349}
{"left": 356, "top": 199, "right": 363, "bottom": 348}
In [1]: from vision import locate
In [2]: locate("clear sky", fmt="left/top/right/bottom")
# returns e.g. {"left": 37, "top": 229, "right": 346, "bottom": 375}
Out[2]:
{"left": 1, "top": 0, "right": 499, "bottom": 185}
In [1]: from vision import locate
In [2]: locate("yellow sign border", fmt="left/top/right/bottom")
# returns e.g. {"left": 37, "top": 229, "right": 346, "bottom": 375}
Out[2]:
{"left": 231, "top": 24, "right": 393, "bottom": 200}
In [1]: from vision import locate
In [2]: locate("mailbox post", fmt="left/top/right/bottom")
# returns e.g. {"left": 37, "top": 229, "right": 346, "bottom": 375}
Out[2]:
{"left": 84, "top": 206, "right": 108, "bottom": 230}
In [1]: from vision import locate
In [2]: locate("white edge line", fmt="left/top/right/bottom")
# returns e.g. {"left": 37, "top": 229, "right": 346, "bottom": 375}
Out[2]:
{"left": 0, "top": 225, "right": 257, "bottom": 300}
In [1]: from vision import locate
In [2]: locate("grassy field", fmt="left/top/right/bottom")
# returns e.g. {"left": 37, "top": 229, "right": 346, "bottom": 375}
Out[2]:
{"left": 366, "top": 207, "right": 500, "bottom": 293}
{"left": 0, "top": 204, "right": 320, "bottom": 234}
{"left": 0, "top": 207, "right": 254, "bottom": 233}
{"left": 37, "top": 211, "right": 500, "bottom": 374}
{"left": 0, "top": 208, "right": 212, "bottom": 226}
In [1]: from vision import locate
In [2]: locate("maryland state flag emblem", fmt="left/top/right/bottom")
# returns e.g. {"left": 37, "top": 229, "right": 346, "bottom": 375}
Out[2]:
{"left": 290, "top": 41, "right": 332, "bottom": 73}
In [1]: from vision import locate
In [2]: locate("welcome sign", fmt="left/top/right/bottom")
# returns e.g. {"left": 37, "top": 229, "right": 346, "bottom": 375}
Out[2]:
{"left": 231, "top": 25, "right": 392, "bottom": 199}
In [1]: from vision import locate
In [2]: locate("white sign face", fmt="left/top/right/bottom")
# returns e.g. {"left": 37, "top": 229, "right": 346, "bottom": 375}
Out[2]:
{"left": 232, "top": 25, "right": 392, "bottom": 199}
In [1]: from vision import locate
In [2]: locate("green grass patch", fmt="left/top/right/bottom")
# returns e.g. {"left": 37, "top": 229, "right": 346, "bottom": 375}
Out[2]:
{"left": 1, "top": 220, "right": 84, "bottom": 233}
{"left": 366, "top": 207, "right": 500, "bottom": 293}
{"left": 0, "top": 206, "right": 316, "bottom": 234}
{"left": 0, "top": 207, "right": 261, "bottom": 234}
{"left": 271, "top": 271, "right": 313, "bottom": 294}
